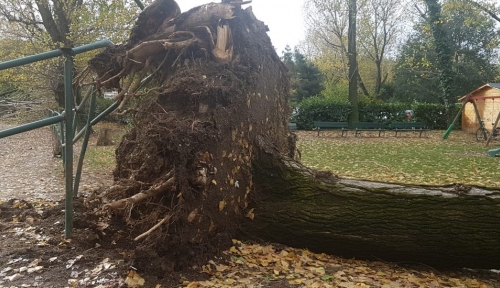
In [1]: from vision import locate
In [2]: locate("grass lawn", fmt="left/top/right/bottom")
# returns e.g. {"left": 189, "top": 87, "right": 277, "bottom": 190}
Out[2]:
{"left": 83, "top": 122, "right": 128, "bottom": 172}
{"left": 297, "top": 130, "right": 500, "bottom": 188}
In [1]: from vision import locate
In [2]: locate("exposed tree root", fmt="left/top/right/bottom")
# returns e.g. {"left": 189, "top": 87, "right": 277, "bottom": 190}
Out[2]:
{"left": 134, "top": 214, "right": 172, "bottom": 241}
{"left": 104, "top": 176, "right": 176, "bottom": 210}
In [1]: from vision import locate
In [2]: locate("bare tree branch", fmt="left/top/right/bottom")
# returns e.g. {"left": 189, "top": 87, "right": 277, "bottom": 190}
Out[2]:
{"left": 465, "top": 0, "right": 500, "bottom": 23}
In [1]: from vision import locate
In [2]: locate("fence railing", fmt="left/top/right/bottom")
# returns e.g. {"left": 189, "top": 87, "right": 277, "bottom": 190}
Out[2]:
{"left": 0, "top": 39, "right": 117, "bottom": 238}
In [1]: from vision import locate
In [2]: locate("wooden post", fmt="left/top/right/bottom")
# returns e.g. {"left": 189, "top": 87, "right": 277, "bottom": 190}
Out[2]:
{"left": 486, "top": 110, "right": 500, "bottom": 146}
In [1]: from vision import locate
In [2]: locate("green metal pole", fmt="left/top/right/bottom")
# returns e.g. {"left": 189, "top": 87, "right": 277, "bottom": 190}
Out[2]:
{"left": 90, "top": 101, "right": 119, "bottom": 125}
{"left": 60, "top": 118, "right": 66, "bottom": 166}
{"left": 72, "top": 39, "right": 114, "bottom": 55}
{"left": 74, "top": 91, "right": 96, "bottom": 197}
{"left": 76, "top": 86, "right": 94, "bottom": 112}
{"left": 0, "top": 115, "right": 64, "bottom": 138}
{"left": 63, "top": 49, "right": 75, "bottom": 239}
{"left": 0, "top": 39, "right": 113, "bottom": 71}
{"left": 73, "top": 101, "right": 119, "bottom": 144}
{"left": 0, "top": 50, "right": 63, "bottom": 71}
{"left": 72, "top": 110, "right": 78, "bottom": 139}
{"left": 443, "top": 101, "right": 467, "bottom": 139}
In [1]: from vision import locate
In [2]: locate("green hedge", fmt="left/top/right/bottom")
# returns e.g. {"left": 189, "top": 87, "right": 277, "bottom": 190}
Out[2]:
{"left": 294, "top": 97, "right": 352, "bottom": 129}
{"left": 295, "top": 97, "right": 459, "bottom": 130}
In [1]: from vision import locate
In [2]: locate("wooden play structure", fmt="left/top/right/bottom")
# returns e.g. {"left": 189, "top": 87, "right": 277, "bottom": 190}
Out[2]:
{"left": 459, "top": 83, "right": 500, "bottom": 136}
{"left": 444, "top": 83, "right": 500, "bottom": 155}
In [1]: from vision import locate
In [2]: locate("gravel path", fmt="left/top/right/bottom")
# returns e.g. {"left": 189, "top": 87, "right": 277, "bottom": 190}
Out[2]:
{"left": 0, "top": 123, "right": 112, "bottom": 200}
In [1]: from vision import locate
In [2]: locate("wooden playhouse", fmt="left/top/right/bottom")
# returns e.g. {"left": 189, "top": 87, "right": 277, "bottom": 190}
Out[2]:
{"left": 460, "top": 83, "right": 500, "bottom": 133}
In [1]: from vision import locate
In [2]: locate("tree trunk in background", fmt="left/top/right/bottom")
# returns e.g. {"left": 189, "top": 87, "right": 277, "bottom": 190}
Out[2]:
{"left": 239, "top": 146, "right": 500, "bottom": 269}
{"left": 424, "top": 0, "right": 456, "bottom": 124}
{"left": 348, "top": 0, "right": 359, "bottom": 124}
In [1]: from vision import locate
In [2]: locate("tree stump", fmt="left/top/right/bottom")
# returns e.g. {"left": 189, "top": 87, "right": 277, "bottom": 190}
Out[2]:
{"left": 96, "top": 128, "right": 113, "bottom": 146}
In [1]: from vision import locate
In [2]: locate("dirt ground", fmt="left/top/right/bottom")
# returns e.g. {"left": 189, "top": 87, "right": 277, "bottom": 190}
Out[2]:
{"left": 1, "top": 123, "right": 500, "bottom": 287}
{"left": 0, "top": 123, "right": 112, "bottom": 201}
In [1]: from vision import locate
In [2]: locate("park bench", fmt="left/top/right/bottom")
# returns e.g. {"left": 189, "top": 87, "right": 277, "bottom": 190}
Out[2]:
{"left": 352, "top": 122, "right": 389, "bottom": 137}
{"left": 313, "top": 121, "right": 349, "bottom": 136}
{"left": 289, "top": 122, "right": 297, "bottom": 131}
{"left": 391, "top": 122, "right": 430, "bottom": 137}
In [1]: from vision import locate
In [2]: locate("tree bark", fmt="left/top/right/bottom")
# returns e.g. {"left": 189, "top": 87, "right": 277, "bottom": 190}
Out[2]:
{"left": 239, "top": 145, "right": 500, "bottom": 269}
{"left": 348, "top": 0, "right": 359, "bottom": 123}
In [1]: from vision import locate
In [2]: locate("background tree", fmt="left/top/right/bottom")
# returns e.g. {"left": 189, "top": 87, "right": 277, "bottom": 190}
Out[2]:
{"left": 357, "top": 0, "right": 402, "bottom": 97}
{"left": 392, "top": 0, "right": 499, "bottom": 103}
{"left": 304, "top": 0, "right": 406, "bottom": 116}
{"left": 0, "top": 0, "right": 140, "bottom": 107}
{"left": 464, "top": 0, "right": 500, "bottom": 23}
{"left": 281, "top": 45, "right": 323, "bottom": 104}
{"left": 347, "top": 0, "right": 359, "bottom": 122}
{"left": 423, "top": 0, "right": 456, "bottom": 122}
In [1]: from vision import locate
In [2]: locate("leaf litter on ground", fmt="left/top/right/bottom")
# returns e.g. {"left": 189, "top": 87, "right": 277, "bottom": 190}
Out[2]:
{"left": 182, "top": 239, "right": 497, "bottom": 288}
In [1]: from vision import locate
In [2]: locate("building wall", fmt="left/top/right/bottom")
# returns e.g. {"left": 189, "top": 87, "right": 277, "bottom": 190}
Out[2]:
{"left": 462, "top": 97, "right": 500, "bottom": 133}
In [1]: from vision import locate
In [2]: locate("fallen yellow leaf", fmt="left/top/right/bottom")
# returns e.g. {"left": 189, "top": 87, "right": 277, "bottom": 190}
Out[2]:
{"left": 245, "top": 208, "right": 254, "bottom": 220}
{"left": 124, "top": 270, "right": 145, "bottom": 287}
{"left": 218, "top": 201, "right": 226, "bottom": 211}
{"left": 187, "top": 209, "right": 198, "bottom": 222}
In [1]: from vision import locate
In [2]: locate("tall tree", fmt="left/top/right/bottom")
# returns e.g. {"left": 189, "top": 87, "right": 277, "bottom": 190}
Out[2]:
{"left": 357, "top": 0, "right": 402, "bottom": 97}
{"left": 304, "top": 0, "right": 405, "bottom": 103}
{"left": 393, "top": 0, "right": 499, "bottom": 103}
{"left": 0, "top": 0, "right": 139, "bottom": 106}
{"left": 348, "top": 0, "right": 359, "bottom": 122}
{"left": 281, "top": 46, "right": 323, "bottom": 104}
{"left": 304, "top": 0, "right": 367, "bottom": 100}
{"left": 423, "top": 0, "right": 456, "bottom": 122}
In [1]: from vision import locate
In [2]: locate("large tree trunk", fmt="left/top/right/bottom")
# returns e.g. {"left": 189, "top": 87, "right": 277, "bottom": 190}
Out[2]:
{"left": 240, "top": 144, "right": 500, "bottom": 269}
{"left": 85, "top": 0, "right": 499, "bottom": 271}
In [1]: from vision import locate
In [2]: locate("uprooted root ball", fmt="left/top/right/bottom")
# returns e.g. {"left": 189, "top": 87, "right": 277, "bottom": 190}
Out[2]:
{"left": 85, "top": 2, "right": 295, "bottom": 270}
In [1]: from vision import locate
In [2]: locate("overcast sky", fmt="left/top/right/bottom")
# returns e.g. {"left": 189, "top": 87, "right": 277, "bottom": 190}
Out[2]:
{"left": 177, "top": 0, "right": 305, "bottom": 56}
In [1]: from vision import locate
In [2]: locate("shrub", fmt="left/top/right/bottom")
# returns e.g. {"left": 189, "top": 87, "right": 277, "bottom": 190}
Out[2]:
{"left": 296, "top": 97, "right": 457, "bottom": 129}
{"left": 295, "top": 97, "right": 351, "bottom": 129}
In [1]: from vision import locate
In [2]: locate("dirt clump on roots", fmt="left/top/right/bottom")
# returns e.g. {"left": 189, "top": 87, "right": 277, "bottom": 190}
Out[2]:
{"left": 83, "top": 1, "right": 296, "bottom": 273}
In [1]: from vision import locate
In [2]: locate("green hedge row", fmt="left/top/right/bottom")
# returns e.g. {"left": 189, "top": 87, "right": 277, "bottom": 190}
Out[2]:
{"left": 294, "top": 97, "right": 459, "bottom": 130}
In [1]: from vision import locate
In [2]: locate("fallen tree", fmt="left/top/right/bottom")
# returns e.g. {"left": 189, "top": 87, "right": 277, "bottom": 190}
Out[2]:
{"left": 82, "top": 0, "right": 500, "bottom": 270}
{"left": 241, "top": 143, "right": 500, "bottom": 268}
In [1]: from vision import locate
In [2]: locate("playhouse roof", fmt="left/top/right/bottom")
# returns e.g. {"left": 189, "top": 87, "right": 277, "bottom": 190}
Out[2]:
{"left": 458, "top": 83, "right": 500, "bottom": 102}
